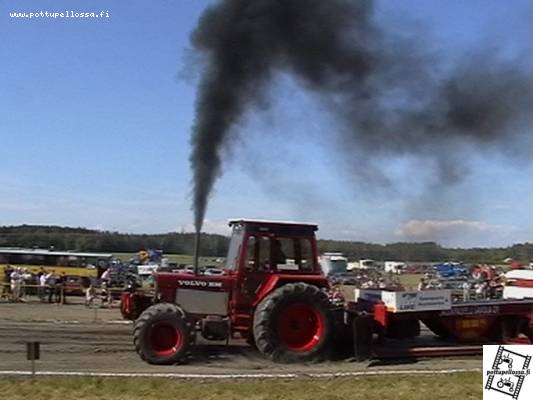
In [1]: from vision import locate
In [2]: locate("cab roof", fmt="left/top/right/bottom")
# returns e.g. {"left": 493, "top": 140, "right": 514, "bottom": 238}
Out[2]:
{"left": 228, "top": 219, "right": 318, "bottom": 230}
{"left": 228, "top": 219, "right": 318, "bottom": 236}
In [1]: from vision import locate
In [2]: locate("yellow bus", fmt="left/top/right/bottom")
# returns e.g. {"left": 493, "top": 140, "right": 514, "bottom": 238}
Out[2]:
{"left": 0, "top": 248, "right": 112, "bottom": 278}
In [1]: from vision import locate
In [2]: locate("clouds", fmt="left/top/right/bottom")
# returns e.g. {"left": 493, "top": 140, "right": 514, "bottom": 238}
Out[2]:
{"left": 178, "top": 218, "right": 526, "bottom": 248}
{"left": 395, "top": 219, "right": 518, "bottom": 247}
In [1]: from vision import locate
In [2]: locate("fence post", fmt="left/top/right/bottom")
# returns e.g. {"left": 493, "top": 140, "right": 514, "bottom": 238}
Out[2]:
{"left": 26, "top": 342, "right": 40, "bottom": 378}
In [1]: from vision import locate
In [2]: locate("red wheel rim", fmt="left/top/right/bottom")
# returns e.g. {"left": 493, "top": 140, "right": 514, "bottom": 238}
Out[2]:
{"left": 277, "top": 303, "right": 324, "bottom": 352}
{"left": 149, "top": 322, "right": 183, "bottom": 357}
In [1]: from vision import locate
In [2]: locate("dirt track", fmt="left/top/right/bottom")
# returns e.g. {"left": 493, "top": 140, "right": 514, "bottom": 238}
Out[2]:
{"left": 0, "top": 300, "right": 482, "bottom": 375}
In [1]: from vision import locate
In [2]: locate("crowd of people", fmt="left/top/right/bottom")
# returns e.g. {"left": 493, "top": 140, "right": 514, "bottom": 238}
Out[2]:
{"left": 1, "top": 265, "right": 68, "bottom": 303}
{"left": 0, "top": 262, "right": 128, "bottom": 309}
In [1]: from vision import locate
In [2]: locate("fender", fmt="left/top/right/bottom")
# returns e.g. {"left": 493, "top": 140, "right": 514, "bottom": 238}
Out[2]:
{"left": 253, "top": 274, "right": 329, "bottom": 306}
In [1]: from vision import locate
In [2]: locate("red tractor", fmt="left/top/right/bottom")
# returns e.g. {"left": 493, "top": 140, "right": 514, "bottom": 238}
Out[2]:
{"left": 121, "top": 219, "right": 333, "bottom": 364}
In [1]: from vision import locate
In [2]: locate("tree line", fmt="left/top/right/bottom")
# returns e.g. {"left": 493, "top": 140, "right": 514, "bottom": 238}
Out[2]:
{"left": 0, "top": 225, "right": 531, "bottom": 264}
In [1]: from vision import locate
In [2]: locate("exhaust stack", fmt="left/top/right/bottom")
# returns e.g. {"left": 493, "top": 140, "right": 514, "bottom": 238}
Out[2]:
{"left": 193, "top": 230, "right": 200, "bottom": 275}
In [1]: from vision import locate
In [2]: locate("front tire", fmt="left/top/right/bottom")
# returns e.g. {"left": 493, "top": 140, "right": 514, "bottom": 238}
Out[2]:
{"left": 253, "top": 283, "right": 331, "bottom": 363}
{"left": 133, "top": 303, "right": 193, "bottom": 365}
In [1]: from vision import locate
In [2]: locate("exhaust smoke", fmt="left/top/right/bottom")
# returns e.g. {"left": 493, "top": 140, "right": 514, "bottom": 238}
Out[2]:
{"left": 189, "top": 0, "right": 530, "bottom": 231}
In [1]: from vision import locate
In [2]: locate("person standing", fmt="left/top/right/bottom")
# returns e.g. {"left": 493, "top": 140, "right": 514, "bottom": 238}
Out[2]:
{"left": 46, "top": 272, "right": 56, "bottom": 303}
{"left": 1, "top": 265, "right": 13, "bottom": 299}
{"left": 39, "top": 272, "right": 48, "bottom": 302}
{"left": 100, "top": 268, "right": 110, "bottom": 285}
{"left": 85, "top": 284, "right": 96, "bottom": 307}
{"left": 20, "top": 268, "right": 33, "bottom": 299}
{"left": 55, "top": 272, "right": 66, "bottom": 304}
{"left": 10, "top": 267, "right": 22, "bottom": 302}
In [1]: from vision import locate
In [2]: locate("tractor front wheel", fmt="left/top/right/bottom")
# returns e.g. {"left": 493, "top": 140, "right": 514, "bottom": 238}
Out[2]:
{"left": 133, "top": 303, "right": 193, "bottom": 365}
{"left": 253, "top": 283, "right": 331, "bottom": 363}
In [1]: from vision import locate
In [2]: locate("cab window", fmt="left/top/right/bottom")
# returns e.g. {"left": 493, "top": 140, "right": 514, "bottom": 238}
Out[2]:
{"left": 225, "top": 225, "right": 244, "bottom": 271}
{"left": 245, "top": 236, "right": 270, "bottom": 271}
{"left": 245, "top": 236, "right": 314, "bottom": 272}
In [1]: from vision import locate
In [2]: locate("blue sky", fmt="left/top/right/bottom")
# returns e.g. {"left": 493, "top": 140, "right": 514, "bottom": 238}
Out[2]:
{"left": 1, "top": 0, "right": 530, "bottom": 247}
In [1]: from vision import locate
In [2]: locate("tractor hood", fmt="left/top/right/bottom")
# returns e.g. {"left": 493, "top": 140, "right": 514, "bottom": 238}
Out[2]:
{"left": 155, "top": 271, "right": 232, "bottom": 297}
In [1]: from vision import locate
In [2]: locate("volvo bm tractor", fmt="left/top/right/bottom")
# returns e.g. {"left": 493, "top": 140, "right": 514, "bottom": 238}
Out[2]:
{"left": 121, "top": 219, "right": 334, "bottom": 364}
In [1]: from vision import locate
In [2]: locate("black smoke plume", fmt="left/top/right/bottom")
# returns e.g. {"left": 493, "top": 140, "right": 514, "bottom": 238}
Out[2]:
{"left": 189, "top": 0, "right": 530, "bottom": 231}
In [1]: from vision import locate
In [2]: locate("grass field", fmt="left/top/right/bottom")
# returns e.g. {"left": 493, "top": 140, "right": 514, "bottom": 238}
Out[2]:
{"left": 0, "top": 373, "right": 481, "bottom": 400}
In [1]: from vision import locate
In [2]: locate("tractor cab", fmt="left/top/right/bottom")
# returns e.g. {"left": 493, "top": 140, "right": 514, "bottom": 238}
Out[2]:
{"left": 226, "top": 219, "right": 321, "bottom": 274}
{"left": 224, "top": 220, "right": 328, "bottom": 327}
{"left": 126, "top": 219, "right": 333, "bottom": 365}
{"left": 226, "top": 219, "right": 325, "bottom": 303}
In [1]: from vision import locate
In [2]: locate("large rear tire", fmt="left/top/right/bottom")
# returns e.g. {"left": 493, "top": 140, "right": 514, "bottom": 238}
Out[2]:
{"left": 253, "top": 283, "right": 331, "bottom": 363}
{"left": 133, "top": 303, "right": 193, "bottom": 365}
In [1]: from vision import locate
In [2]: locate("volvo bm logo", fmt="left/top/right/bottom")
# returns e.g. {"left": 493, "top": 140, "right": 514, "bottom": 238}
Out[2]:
{"left": 177, "top": 280, "right": 223, "bottom": 288}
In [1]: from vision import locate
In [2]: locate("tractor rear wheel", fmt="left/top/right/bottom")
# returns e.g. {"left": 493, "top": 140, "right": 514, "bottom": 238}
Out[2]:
{"left": 133, "top": 303, "right": 193, "bottom": 365}
{"left": 253, "top": 283, "right": 331, "bottom": 363}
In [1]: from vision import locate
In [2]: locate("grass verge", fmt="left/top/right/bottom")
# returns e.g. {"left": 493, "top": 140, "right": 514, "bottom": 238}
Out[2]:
{"left": 0, "top": 372, "right": 481, "bottom": 400}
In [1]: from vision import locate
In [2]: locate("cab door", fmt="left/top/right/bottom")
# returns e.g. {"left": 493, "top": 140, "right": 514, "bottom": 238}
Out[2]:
{"left": 236, "top": 235, "right": 316, "bottom": 304}
{"left": 235, "top": 235, "right": 270, "bottom": 304}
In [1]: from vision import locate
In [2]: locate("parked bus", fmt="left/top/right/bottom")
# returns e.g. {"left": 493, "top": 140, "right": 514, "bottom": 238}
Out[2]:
{"left": 0, "top": 248, "right": 112, "bottom": 278}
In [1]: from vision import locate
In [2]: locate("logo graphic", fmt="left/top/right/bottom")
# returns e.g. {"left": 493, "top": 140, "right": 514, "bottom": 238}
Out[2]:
{"left": 484, "top": 345, "right": 532, "bottom": 399}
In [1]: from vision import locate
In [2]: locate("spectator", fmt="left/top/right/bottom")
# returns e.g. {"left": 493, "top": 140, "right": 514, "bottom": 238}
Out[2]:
{"left": 55, "top": 272, "right": 66, "bottom": 304}
{"left": 101, "top": 268, "right": 110, "bottom": 284}
{"left": 10, "top": 267, "right": 22, "bottom": 302}
{"left": 85, "top": 284, "right": 96, "bottom": 307}
{"left": 46, "top": 272, "right": 56, "bottom": 303}
{"left": 1, "top": 265, "right": 13, "bottom": 299}
{"left": 38, "top": 271, "right": 48, "bottom": 302}
{"left": 20, "top": 268, "right": 33, "bottom": 299}
{"left": 100, "top": 280, "right": 112, "bottom": 308}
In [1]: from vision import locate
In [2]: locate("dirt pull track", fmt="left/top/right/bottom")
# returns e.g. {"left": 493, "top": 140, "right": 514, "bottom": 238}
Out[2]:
{"left": 0, "top": 302, "right": 481, "bottom": 375}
